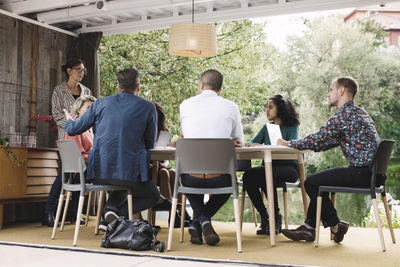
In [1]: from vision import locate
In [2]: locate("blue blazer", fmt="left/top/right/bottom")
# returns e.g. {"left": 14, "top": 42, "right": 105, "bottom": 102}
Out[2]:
{"left": 64, "top": 91, "right": 157, "bottom": 185}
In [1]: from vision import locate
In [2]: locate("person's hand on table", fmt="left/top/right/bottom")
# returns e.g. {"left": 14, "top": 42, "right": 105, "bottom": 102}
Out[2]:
{"left": 167, "top": 142, "right": 176, "bottom": 148}
{"left": 63, "top": 109, "right": 77, "bottom": 121}
{"left": 245, "top": 143, "right": 262, "bottom": 147}
{"left": 233, "top": 138, "right": 243, "bottom": 147}
{"left": 277, "top": 138, "right": 290, "bottom": 147}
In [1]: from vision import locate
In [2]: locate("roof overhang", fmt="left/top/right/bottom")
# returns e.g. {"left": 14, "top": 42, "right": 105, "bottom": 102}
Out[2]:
{"left": 1, "top": 0, "right": 399, "bottom": 36}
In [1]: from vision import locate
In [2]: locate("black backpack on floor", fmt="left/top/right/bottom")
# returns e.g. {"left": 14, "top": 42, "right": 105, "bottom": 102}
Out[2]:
{"left": 101, "top": 217, "right": 165, "bottom": 252}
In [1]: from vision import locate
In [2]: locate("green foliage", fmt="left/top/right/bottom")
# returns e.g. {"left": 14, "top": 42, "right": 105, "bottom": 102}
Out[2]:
{"left": 359, "top": 20, "right": 388, "bottom": 47}
{"left": 386, "top": 161, "right": 400, "bottom": 187}
{"left": 99, "top": 20, "right": 275, "bottom": 135}
{"left": 362, "top": 201, "right": 400, "bottom": 229}
{"left": 99, "top": 16, "right": 400, "bottom": 178}
{"left": 270, "top": 15, "right": 400, "bottom": 173}
{"left": 0, "top": 132, "right": 25, "bottom": 167}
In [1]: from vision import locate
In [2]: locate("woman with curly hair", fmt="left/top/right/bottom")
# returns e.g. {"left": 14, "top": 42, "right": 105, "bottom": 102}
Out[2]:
{"left": 243, "top": 94, "right": 300, "bottom": 236}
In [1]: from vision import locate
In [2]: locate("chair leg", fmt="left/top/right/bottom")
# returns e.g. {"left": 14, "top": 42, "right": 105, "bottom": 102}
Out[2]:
{"left": 73, "top": 195, "right": 85, "bottom": 246}
{"left": 298, "top": 159, "right": 308, "bottom": 216}
{"left": 51, "top": 193, "right": 64, "bottom": 239}
{"left": 180, "top": 194, "right": 186, "bottom": 243}
{"left": 240, "top": 189, "right": 245, "bottom": 232}
{"left": 372, "top": 198, "right": 386, "bottom": 252}
{"left": 147, "top": 208, "right": 152, "bottom": 223}
{"left": 94, "top": 191, "right": 105, "bottom": 235}
{"left": 251, "top": 204, "right": 258, "bottom": 227}
{"left": 167, "top": 197, "right": 178, "bottom": 251}
{"left": 60, "top": 191, "right": 71, "bottom": 232}
{"left": 127, "top": 192, "right": 133, "bottom": 221}
{"left": 85, "top": 191, "right": 92, "bottom": 227}
{"left": 382, "top": 195, "right": 396, "bottom": 244}
{"left": 283, "top": 191, "right": 288, "bottom": 229}
{"left": 233, "top": 197, "right": 242, "bottom": 253}
{"left": 330, "top": 193, "right": 336, "bottom": 240}
{"left": 315, "top": 196, "right": 322, "bottom": 247}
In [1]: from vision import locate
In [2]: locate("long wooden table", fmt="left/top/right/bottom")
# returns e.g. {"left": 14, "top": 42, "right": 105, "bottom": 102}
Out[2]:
{"left": 150, "top": 145, "right": 308, "bottom": 246}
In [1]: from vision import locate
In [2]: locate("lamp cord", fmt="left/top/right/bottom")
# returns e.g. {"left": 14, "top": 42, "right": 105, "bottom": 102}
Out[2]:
{"left": 192, "top": 0, "right": 194, "bottom": 23}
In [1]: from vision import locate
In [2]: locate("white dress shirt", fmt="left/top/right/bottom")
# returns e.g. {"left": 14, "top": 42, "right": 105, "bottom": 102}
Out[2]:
{"left": 180, "top": 90, "right": 245, "bottom": 143}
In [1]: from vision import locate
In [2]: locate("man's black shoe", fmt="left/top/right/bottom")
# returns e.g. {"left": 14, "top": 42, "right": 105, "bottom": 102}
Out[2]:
{"left": 256, "top": 219, "right": 269, "bottom": 235}
{"left": 267, "top": 213, "right": 282, "bottom": 235}
{"left": 282, "top": 224, "right": 315, "bottom": 242}
{"left": 168, "top": 211, "right": 190, "bottom": 228}
{"left": 188, "top": 220, "right": 203, "bottom": 244}
{"left": 201, "top": 221, "right": 220, "bottom": 246}
{"left": 331, "top": 221, "right": 349, "bottom": 243}
{"left": 152, "top": 199, "right": 172, "bottom": 211}
{"left": 42, "top": 213, "right": 55, "bottom": 227}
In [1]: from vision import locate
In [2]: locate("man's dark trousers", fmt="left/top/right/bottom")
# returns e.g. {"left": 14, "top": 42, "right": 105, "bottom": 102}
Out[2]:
{"left": 304, "top": 166, "right": 370, "bottom": 228}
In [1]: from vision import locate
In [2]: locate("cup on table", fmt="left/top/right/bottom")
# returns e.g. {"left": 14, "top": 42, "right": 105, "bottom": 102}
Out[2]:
{"left": 26, "top": 134, "right": 37, "bottom": 148}
{"left": 9, "top": 132, "right": 23, "bottom": 146}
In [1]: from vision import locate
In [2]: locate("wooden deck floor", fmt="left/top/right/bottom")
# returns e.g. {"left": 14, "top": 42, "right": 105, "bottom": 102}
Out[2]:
{"left": 0, "top": 219, "right": 398, "bottom": 267}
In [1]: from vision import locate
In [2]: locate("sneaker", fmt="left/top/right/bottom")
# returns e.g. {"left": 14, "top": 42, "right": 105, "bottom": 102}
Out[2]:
{"left": 104, "top": 210, "right": 119, "bottom": 224}
{"left": 256, "top": 220, "right": 269, "bottom": 235}
{"left": 98, "top": 220, "right": 108, "bottom": 232}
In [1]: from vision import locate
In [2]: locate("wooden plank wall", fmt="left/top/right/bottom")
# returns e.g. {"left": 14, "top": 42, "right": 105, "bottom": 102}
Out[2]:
{"left": 0, "top": 13, "right": 75, "bottom": 148}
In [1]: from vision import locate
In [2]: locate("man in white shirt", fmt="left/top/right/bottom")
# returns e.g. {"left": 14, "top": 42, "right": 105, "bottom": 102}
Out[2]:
{"left": 179, "top": 69, "right": 245, "bottom": 246}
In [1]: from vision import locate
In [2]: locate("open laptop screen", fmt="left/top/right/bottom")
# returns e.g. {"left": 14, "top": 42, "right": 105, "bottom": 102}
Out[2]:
{"left": 266, "top": 123, "right": 282, "bottom": 145}
{"left": 154, "top": 131, "right": 173, "bottom": 148}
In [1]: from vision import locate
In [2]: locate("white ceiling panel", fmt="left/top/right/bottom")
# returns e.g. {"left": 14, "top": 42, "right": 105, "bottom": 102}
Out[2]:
{"left": 0, "top": 0, "right": 399, "bottom": 36}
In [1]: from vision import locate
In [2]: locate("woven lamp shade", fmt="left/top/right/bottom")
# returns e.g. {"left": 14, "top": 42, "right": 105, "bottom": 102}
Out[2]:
{"left": 169, "top": 23, "right": 217, "bottom": 57}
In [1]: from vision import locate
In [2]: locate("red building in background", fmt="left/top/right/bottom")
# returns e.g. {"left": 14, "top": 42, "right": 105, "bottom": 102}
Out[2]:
{"left": 345, "top": 6, "right": 400, "bottom": 47}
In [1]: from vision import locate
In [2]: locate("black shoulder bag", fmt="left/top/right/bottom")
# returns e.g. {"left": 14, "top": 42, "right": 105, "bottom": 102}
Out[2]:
{"left": 101, "top": 217, "right": 165, "bottom": 252}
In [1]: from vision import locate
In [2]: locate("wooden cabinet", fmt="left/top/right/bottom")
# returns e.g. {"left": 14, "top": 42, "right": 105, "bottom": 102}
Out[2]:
{"left": 0, "top": 146, "right": 59, "bottom": 228}
{"left": 0, "top": 147, "right": 27, "bottom": 199}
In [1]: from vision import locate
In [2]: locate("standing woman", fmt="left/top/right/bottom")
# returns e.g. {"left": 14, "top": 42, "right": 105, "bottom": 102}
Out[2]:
{"left": 243, "top": 94, "right": 300, "bottom": 235}
{"left": 42, "top": 59, "right": 92, "bottom": 226}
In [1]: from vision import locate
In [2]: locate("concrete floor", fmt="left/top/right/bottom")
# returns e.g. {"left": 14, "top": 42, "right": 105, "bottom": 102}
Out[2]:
{"left": 0, "top": 244, "right": 264, "bottom": 267}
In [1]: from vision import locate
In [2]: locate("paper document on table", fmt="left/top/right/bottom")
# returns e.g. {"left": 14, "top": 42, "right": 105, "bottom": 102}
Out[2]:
{"left": 155, "top": 131, "right": 173, "bottom": 148}
{"left": 266, "top": 123, "right": 282, "bottom": 145}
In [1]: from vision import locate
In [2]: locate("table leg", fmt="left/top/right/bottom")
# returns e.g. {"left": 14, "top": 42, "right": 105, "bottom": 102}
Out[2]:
{"left": 147, "top": 161, "right": 159, "bottom": 224}
{"left": 298, "top": 154, "right": 308, "bottom": 217}
{"left": 264, "top": 151, "right": 275, "bottom": 246}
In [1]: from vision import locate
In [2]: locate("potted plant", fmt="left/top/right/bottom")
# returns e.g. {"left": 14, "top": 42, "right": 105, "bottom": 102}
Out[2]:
{"left": 0, "top": 131, "right": 25, "bottom": 167}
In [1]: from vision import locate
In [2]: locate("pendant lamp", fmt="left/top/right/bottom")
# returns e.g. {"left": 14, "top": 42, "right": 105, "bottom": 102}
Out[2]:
{"left": 169, "top": 0, "right": 217, "bottom": 57}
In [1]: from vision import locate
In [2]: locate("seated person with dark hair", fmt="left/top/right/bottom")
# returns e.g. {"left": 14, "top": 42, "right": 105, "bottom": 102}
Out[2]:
{"left": 179, "top": 69, "right": 245, "bottom": 246}
{"left": 64, "top": 68, "right": 160, "bottom": 226}
{"left": 278, "top": 76, "right": 380, "bottom": 243}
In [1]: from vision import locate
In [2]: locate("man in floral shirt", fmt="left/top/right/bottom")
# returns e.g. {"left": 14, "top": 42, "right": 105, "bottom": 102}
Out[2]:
{"left": 278, "top": 76, "right": 380, "bottom": 243}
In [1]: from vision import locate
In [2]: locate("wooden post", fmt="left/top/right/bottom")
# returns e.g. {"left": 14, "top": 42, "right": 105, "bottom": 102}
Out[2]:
{"left": 29, "top": 25, "right": 39, "bottom": 135}
{"left": 0, "top": 204, "right": 3, "bottom": 229}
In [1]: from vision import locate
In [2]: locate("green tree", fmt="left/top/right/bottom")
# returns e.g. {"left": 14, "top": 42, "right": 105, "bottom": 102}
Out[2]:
{"left": 99, "top": 20, "right": 276, "bottom": 135}
{"left": 270, "top": 15, "right": 400, "bottom": 172}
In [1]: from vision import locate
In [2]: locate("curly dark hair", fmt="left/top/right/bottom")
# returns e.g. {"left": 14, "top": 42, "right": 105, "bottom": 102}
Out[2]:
{"left": 267, "top": 94, "right": 300, "bottom": 126}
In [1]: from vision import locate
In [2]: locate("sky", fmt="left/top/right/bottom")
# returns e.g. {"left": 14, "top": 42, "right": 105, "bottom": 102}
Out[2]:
{"left": 251, "top": 8, "right": 354, "bottom": 50}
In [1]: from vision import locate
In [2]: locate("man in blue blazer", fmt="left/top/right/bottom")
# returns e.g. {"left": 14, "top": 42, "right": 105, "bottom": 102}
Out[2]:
{"left": 64, "top": 68, "right": 160, "bottom": 222}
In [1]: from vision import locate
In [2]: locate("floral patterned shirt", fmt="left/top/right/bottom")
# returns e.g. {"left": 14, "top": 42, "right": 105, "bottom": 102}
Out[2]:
{"left": 289, "top": 101, "right": 380, "bottom": 167}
